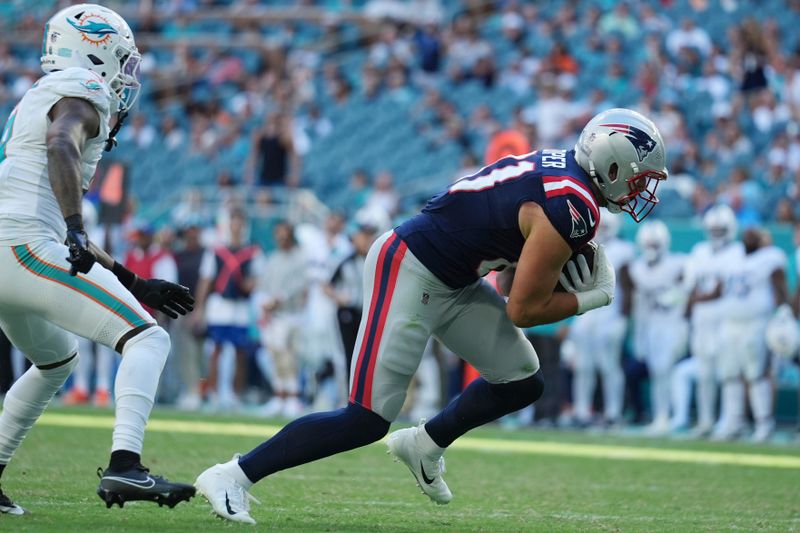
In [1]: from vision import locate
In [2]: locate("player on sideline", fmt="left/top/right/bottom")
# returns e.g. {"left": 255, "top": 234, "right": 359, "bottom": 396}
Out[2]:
{"left": 629, "top": 220, "right": 687, "bottom": 435}
{"left": 566, "top": 209, "right": 634, "bottom": 428}
{"left": 683, "top": 205, "right": 743, "bottom": 437}
{"left": 196, "top": 109, "right": 668, "bottom": 524}
{"left": 0, "top": 4, "right": 196, "bottom": 515}
{"left": 715, "top": 228, "right": 790, "bottom": 442}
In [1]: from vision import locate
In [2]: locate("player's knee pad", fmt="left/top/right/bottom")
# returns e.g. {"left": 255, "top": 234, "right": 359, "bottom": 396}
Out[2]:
{"left": 122, "top": 325, "right": 170, "bottom": 363}
{"left": 489, "top": 370, "right": 544, "bottom": 410}
{"left": 345, "top": 402, "right": 391, "bottom": 444}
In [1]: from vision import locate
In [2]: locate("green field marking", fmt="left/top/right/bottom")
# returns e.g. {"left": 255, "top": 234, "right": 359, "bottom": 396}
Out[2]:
{"left": 39, "top": 413, "right": 800, "bottom": 470}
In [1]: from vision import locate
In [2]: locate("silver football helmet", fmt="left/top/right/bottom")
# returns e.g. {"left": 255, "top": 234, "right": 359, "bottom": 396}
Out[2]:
{"left": 636, "top": 219, "right": 670, "bottom": 263}
{"left": 703, "top": 204, "right": 737, "bottom": 251}
{"left": 575, "top": 108, "right": 668, "bottom": 222}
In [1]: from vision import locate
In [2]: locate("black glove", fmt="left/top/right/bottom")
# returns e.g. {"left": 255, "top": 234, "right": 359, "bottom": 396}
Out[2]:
{"left": 130, "top": 278, "right": 195, "bottom": 319}
{"left": 65, "top": 214, "right": 96, "bottom": 276}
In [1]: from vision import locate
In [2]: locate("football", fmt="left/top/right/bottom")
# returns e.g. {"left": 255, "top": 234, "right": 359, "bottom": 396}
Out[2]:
{"left": 554, "top": 241, "right": 598, "bottom": 292}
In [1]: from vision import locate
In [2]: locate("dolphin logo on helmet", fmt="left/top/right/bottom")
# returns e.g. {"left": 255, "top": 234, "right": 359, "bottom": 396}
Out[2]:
{"left": 67, "top": 17, "right": 119, "bottom": 42}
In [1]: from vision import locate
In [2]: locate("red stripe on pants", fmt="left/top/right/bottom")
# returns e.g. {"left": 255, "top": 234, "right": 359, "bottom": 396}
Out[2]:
{"left": 361, "top": 240, "right": 408, "bottom": 409}
{"left": 350, "top": 234, "right": 396, "bottom": 400}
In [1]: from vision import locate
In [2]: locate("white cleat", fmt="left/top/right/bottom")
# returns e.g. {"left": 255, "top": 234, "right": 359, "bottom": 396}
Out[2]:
{"left": 751, "top": 420, "right": 775, "bottom": 443}
{"left": 387, "top": 424, "right": 452, "bottom": 505}
{"left": 0, "top": 487, "right": 25, "bottom": 516}
{"left": 195, "top": 456, "right": 260, "bottom": 525}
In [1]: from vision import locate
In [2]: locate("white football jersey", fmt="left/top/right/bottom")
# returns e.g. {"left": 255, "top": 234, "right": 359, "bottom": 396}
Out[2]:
{"left": 684, "top": 240, "right": 744, "bottom": 325}
{"left": 593, "top": 237, "right": 636, "bottom": 319}
{"left": 630, "top": 253, "right": 686, "bottom": 322}
{"left": 0, "top": 67, "right": 112, "bottom": 245}
{"left": 720, "top": 246, "right": 786, "bottom": 321}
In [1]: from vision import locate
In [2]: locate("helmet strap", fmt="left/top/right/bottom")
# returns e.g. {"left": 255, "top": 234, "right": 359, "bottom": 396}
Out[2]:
{"left": 104, "top": 110, "right": 128, "bottom": 152}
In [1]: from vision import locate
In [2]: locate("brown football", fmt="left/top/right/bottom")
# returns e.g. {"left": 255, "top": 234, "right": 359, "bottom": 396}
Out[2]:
{"left": 554, "top": 241, "right": 598, "bottom": 292}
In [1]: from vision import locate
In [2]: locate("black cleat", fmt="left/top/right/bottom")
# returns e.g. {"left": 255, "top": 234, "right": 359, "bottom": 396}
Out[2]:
{"left": 96, "top": 465, "right": 196, "bottom": 509}
{"left": 0, "top": 485, "right": 25, "bottom": 516}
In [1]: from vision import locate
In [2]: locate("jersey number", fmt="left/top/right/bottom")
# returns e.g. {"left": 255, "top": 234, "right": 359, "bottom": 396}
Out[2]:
{"left": 477, "top": 258, "right": 517, "bottom": 277}
{"left": 449, "top": 158, "right": 535, "bottom": 193}
{"left": 0, "top": 106, "right": 18, "bottom": 164}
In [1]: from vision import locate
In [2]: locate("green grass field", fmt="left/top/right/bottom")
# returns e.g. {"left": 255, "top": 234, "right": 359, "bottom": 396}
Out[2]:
{"left": 2, "top": 407, "right": 800, "bottom": 532}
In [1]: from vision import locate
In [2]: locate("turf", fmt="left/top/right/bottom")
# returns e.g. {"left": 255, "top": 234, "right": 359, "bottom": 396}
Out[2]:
{"left": 2, "top": 407, "right": 799, "bottom": 532}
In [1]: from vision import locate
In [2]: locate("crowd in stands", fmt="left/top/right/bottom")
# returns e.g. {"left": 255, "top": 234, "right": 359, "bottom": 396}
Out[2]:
{"left": 2, "top": 1, "right": 800, "bottom": 221}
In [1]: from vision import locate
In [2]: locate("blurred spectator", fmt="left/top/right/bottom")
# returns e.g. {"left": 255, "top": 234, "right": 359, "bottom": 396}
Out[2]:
{"left": 196, "top": 209, "right": 260, "bottom": 409}
{"left": 174, "top": 222, "right": 208, "bottom": 411}
{"left": 667, "top": 18, "right": 712, "bottom": 58}
{"left": 172, "top": 188, "right": 210, "bottom": 228}
{"left": 719, "top": 167, "right": 764, "bottom": 226}
{"left": 446, "top": 14, "right": 492, "bottom": 83}
{"left": 365, "top": 171, "right": 399, "bottom": 217}
{"left": 295, "top": 104, "right": 332, "bottom": 146}
{"left": 732, "top": 18, "right": 770, "bottom": 95}
{"left": 119, "top": 113, "right": 156, "bottom": 149}
{"left": 124, "top": 223, "right": 178, "bottom": 316}
{"left": 369, "top": 23, "right": 413, "bottom": 67}
{"left": 247, "top": 114, "right": 300, "bottom": 187}
{"left": 546, "top": 42, "right": 579, "bottom": 76}
{"left": 522, "top": 77, "right": 571, "bottom": 145}
{"left": 160, "top": 116, "right": 186, "bottom": 151}
{"left": 598, "top": 3, "right": 640, "bottom": 41}
{"left": 484, "top": 127, "right": 531, "bottom": 164}
{"left": 345, "top": 169, "right": 372, "bottom": 213}
{"left": 386, "top": 64, "right": 414, "bottom": 103}
{"left": 325, "top": 222, "right": 379, "bottom": 378}
{"left": 414, "top": 23, "right": 443, "bottom": 77}
{"left": 498, "top": 57, "right": 532, "bottom": 96}
{"left": 257, "top": 222, "right": 308, "bottom": 418}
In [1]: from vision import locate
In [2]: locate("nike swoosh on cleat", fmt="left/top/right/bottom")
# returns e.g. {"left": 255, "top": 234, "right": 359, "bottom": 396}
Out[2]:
{"left": 103, "top": 475, "right": 156, "bottom": 489}
{"left": 225, "top": 491, "right": 237, "bottom": 515}
{"left": 419, "top": 461, "right": 435, "bottom": 485}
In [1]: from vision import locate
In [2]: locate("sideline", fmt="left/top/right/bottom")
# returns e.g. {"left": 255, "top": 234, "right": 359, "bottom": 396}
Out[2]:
{"left": 38, "top": 413, "right": 800, "bottom": 470}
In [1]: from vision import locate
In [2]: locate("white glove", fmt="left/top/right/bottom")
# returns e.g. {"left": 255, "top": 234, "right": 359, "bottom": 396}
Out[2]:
{"left": 559, "top": 243, "right": 616, "bottom": 314}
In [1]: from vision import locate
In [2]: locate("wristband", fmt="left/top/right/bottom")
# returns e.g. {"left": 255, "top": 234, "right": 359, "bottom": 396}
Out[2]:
{"left": 65, "top": 214, "right": 84, "bottom": 231}
{"left": 575, "top": 289, "right": 612, "bottom": 315}
{"left": 112, "top": 261, "right": 140, "bottom": 291}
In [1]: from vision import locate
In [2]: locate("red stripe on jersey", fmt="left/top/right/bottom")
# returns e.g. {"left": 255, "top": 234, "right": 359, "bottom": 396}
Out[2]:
{"left": 542, "top": 175, "right": 600, "bottom": 221}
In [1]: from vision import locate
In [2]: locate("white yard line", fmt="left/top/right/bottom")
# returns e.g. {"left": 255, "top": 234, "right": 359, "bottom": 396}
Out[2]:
{"left": 39, "top": 413, "right": 800, "bottom": 470}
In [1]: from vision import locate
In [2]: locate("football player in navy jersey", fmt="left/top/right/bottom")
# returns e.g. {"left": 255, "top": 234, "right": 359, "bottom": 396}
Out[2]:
{"left": 196, "top": 108, "right": 668, "bottom": 524}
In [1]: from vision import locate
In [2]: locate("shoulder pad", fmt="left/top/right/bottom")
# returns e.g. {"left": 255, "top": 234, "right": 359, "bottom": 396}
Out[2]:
{"left": 541, "top": 175, "right": 600, "bottom": 250}
{"left": 38, "top": 67, "right": 113, "bottom": 116}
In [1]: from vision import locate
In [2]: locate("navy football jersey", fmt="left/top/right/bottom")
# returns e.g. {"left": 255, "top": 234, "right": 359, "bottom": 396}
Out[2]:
{"left": 395, "top": 149, "right": 600, "bottom": 288}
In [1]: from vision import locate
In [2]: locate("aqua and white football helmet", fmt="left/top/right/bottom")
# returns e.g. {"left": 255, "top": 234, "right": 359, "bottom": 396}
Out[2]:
{"left": 41, "top": 4, "right": 141, "bottom": 112}
{"left": 636, "top": 219, "right": 670, "bottom": 263}
{"left": 703, "top": 204, "right": 737, "bottom": 251}
{"left": 575, "top": 108, "right": 668, "bottom": 222}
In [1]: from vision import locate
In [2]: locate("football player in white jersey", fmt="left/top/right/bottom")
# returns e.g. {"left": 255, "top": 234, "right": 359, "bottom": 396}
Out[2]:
{"left": 629, "top": 220, "right": 687, "bottom": 435}
{"left": 714, "top": 228, "right": 790, "bottom": 442}
{"left": 683, "top": 205, "right": 743, "bottom": 437}
{"left": 0, "top": 5, "right": 195, "bottom": 514}
{"left": 567, "top": 209, "right": 635, "bottom": 427}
